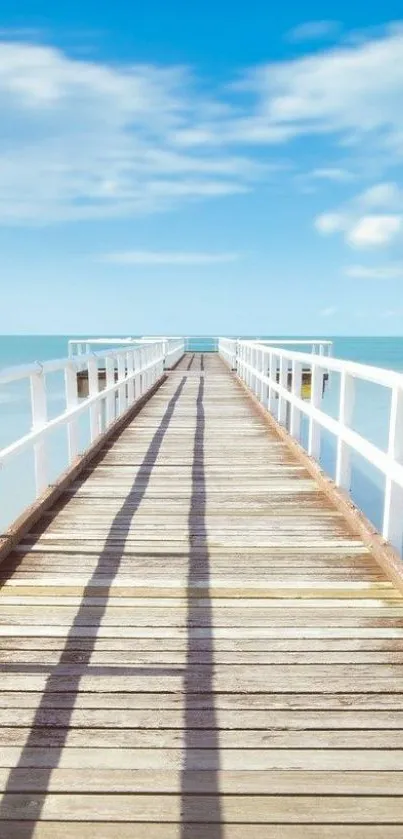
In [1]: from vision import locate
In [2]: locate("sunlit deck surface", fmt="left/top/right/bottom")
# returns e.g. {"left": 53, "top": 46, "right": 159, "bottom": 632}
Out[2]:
{"left": 1, "top": 352, "right": 403, "bottom": 837}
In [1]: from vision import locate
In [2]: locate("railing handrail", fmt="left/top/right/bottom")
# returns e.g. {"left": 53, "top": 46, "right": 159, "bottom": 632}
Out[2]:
{"left": 218, "top": 337, "right": 403, "bottom": 554}
{"left": 239, "top": 340, "right": 403, "bottom": 390}
{"left": 0, "top": 341, "right": 162, "bottom": 386}
{"left": 249, "top": 339, "right": 333, "bottom": 345}
{"left": 0, "top": 337, "right": 185, "bottom": 529}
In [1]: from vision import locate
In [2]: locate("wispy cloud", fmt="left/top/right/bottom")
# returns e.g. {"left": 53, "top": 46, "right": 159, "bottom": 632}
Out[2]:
{"left": 310, "top": 168, "right": 353, "bottom": 182}
{"left": 347, "top": 215, "right": 402, "bottom": 247}
{"left": 0, "top": 42, "right": 260, "bottom": 224}
{"left": 319, "top": 306, "right": 338, "bottom": 317}
{"left": 3, "top": 25, "right": 403, "bottom": 225}
{"left": 99, "top": 250, "right": 241, "bottom": 265}
{"left": 175, "top": 25, "right": 403, "bottom": 158}
{"left": 286, "top": 20, "right": 341, "bottom": 43}
{"left": 381, "top": 308, "right": 403, "bottom": 317}
{"left": 315, "top": 181, "right": 403, "bottom": 248}
{"left": 346, "top": 263, "right": 403, "bottom": 279}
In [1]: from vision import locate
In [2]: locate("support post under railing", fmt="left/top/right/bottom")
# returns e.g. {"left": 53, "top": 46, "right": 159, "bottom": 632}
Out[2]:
{"left": 308, "top": 363, "right": 323, "bottom": 458}
{"left": 105, "top": 356, "right": 115, "bottom": 427}
{"left": 383, "top": 385, "right": 403, "bottom": 551}
{"left": 88, "top": 355, "right": 100, "bottom": 442}
{"left": 126, "top": 351, "right": 135, "bottom": 404}
{"left": 335, "top": 371, "right": 355, "bottom": 490}
{"left": 30, "top": 369, "right": 48, "bottom": 494}
{"left": 117, "top": 354, "right": 126, "bottom": 416}
{"left": 259, "top": 348, "right": 265, "bottom": 404}
{"left": 268, "top": 353, "right": 277, "bottom": 416}
{"left": 64, "top": 363, "right": 79, "bottom": 462}
{"left": 278, "top": 356, "right": 288, "bottom": 425}
{"left": 139, "top": 348, "right": 144, "bottom": 396}
{"left": 290, "top": 360, "right": 302, "bottom": 439}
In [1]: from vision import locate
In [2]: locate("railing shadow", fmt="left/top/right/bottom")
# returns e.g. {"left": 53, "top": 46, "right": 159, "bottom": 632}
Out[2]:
{"left": 0, "top": 374, "right": 187, "bottom": 836}
{"left": 181, "top": 358, "right": 222, "bottom": 837}
{"left": 0, "top": 354, "right": 222, "bottom": 836}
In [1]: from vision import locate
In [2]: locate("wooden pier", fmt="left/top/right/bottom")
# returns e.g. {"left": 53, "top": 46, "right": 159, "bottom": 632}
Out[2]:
{"left": 1, "top": 351, "right": 403, "bottom": 836}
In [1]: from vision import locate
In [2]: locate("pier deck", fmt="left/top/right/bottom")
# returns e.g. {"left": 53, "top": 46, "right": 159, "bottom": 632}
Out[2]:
{"left": 1, "top": 352, "right": 403, "bottom": 836}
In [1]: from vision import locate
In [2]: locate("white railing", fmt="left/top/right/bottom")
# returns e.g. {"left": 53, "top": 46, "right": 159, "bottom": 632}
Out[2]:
{"left": 68, "top": 337, "right": 137, "bottom": 357}
{"left": 0, "top": 340, "right": 171, "bottom": 503}
{"left": 218, "top": 338, "right": 238, "bottom": 369}
{"left": 69, "top": 337, "right": 185, "bottom": 371}
{"left": 162, "top": 339, "right": 185, "bottom": 368}
{"left": 219, "top": 338, "right": 403, "bottom": 553}
{"left": 252, "top": 339, "right": 333, "bottom": 357}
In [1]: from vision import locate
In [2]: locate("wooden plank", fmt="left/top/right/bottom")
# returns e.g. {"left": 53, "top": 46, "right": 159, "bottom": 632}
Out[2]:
{"left": 2, "top": 691, "right": 403, "bottom": 710}
{"left": 1, "top": 352, "right": 403, "bottom": 835}
{"left": 0, "top": 768, "right": 401, "bottom": 794}
{"left": 1, "top": 793, "right": 403, "bottom": 822}
{"left": 1, "top": 825, "right": 402, "bottom": 838}
{"left": 1, "top": 747, "right": 403, "bottom": 770}
{"left": 2, "top": 727, "right": 403, "bottom": 749}
{"left": 4, "top": 648, "right": 403, "bottom": 664}
{"left": 2, "top": 707, "right": 403, "bottom": 729}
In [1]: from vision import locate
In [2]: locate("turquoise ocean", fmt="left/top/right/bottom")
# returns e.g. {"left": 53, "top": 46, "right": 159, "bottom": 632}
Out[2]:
{"left": 1, "top": 334, "right": 403, "bottom": 541}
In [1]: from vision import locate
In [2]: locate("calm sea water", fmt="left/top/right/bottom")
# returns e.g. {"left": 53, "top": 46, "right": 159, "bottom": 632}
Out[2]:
{"left": 1, "top": 334, "right": 403, "bottom": 537}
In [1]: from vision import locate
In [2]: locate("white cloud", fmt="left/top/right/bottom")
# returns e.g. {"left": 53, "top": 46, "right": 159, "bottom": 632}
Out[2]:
{"left": 359, "top": 182, "right": 401, "bottom": 208}
{"left": 319, "top": 306, "right": 338, "bottom": 317}
{"left": 99, "top": 250, "right": 241, "bottom": 265}
{"left": 175, "top": 26, "right": 403, "bottom": 157}
{"left": 3, "top": 26, "right": 403, "bottom": 225}
{"left": 315, "top": 181, "right": 403, "bottom": 248}
{"left": 347, "top": 215, "right": 402, "bottom": 247}
{"left": 346, "top": 263, "right": 403, "bottom": 279}
{"left": 314, "top": 213, "right": 346, "bottom": 234}
{"left": 0, "top": 42, "right": 261, "bottom": 224}
{"left": 247, "top": 26, "right": 403, "bottom": 142}
{"left": 381, "top": 308, "right": 403, "bottom": 318}
{"left": 286, "top": 21, "right": 341, "bottom": 43}
{"left": 311, "top": 168, "right": 352, "bottom": 182}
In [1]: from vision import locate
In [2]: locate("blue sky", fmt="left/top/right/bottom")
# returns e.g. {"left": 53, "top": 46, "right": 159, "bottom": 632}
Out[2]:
{"left": 1, "top": 1, "right": 403, "bottom": 335}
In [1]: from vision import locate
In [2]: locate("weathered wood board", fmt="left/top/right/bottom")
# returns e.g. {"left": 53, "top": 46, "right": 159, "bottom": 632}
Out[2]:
{"left": 0, "top": 351, "right": 403, "bottom": 836}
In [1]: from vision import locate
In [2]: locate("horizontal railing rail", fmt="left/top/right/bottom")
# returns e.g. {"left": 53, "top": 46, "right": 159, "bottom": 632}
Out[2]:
{"left": 219, "top": 338, "right": 403, "bottom": 553}
{"left": 249, "top": 339, "right": 333, "bottom": 357}
{"left": 218, "top": 338, "right": 238, "bottom": 370}
{"left": 0, "top": 338, "right": 184, "bottom": 507}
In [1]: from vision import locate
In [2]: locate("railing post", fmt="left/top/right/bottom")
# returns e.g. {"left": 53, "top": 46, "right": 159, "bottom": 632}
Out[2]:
{"left": 259, "top": 348, "right": 265, "bottom": 404}
{"left": 335, "top": 371, "right": 355, "bottom": 490}
{"left": 134, "top": 349, "right": 141, "bottom": 399}
{"left": 278, "top": 356, "right": 288, "bottom": 425}
{"left": 105, "top": 356, "right": 116, "bottom": 427}
{"left": 253, "top": 346, "right": 258, "bottom": 396}
{"left": 117, "top": 353, "right": 126, "bottom": 416}
{"left": 268, "top": 353, "right": 277, "bottom": 415}
{"left": 290, "top": 360, "right": 302, "bottom": 439}
{"left": 88, "top": 355, "right": 100, "bottom": 442}
{"left": 383, "top": 385, "right": 403, "bottom": 551}
{"left": 308, "top": 362, "right": 323, "bottom": 458}
{"left": 163, "top": 340, "right": 168, "bottom": 370}
{"left": 30, "top": 368, "right": 48, "bottom": 494}
{"left": 240, "top": 343, "right": 245, "bottom": 380}
{"left": 159, "top": 341, "right": 165, "bottom": 378}
{"left": 64, "top": 363, "right": 79, "bottom": 462}
{"left": 144, "top": 346, "right": 150, "bottom": 392}
{"left": 126, "top": 351, "right": 135, "bottom": 404}
{"left": 262, "top": 349, "right": 269, "bottom": 408}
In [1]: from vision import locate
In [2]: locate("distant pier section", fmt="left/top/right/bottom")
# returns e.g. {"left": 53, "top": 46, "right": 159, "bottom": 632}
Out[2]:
{"left": 70, "top": 336, "right": 332, "bottom": 398}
